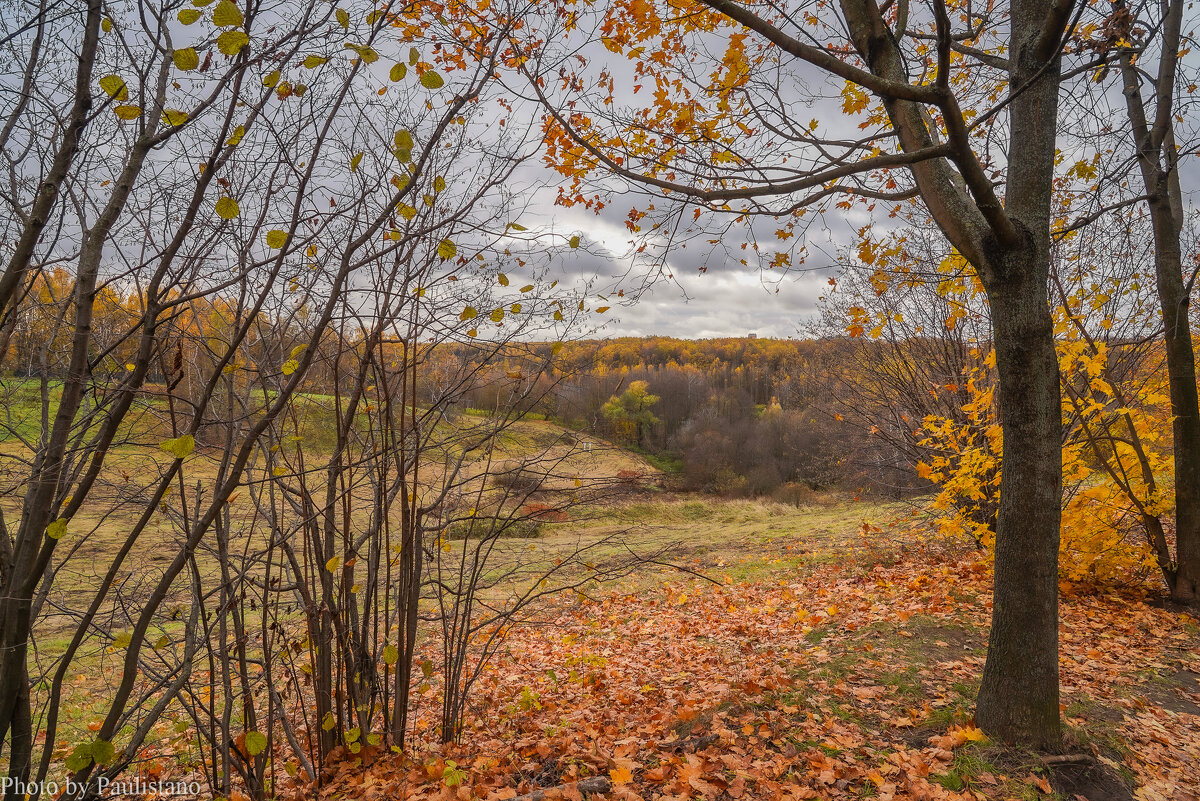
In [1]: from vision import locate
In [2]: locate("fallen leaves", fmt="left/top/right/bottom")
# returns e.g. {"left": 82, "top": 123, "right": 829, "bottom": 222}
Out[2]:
{"left": 254, "top": 521, "right": 1198, "bottom": 801}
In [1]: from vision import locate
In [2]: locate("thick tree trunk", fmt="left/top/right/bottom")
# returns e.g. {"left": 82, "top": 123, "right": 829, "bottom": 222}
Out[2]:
{"left": 974, "top": 244, "right": 1063, "bottom": 748}
{"left": 973, "top": 0, "right": 1064, "bottom": 749}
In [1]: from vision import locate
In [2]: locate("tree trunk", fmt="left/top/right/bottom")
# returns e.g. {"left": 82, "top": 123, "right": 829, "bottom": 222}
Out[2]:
{"left": 1116, "top": 0, "right": 1200, "bottom": 602}
{"left": 3, "top": 664, "right": 32, "bottom": 801}
{"left": 973, "top": 0, "right": 1064, "bottom": 749}
{"left": 974, "top": 244, "right": 1063, "bottom": 748}
{"left": 1148, "top": 187, "right": 1200, "bottom": 604}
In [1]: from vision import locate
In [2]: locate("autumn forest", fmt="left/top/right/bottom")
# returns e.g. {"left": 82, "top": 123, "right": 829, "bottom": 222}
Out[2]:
{"left": 0, "top": 1, "right": 1198, "bottom": 801}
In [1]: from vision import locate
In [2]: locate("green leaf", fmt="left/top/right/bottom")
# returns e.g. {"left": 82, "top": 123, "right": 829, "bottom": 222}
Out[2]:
{"left": 489, "top": 308, "right": 504, "bottom": 323}
{"left": 569, "top": 235, "right": 581, "bottom": 248}
{"left": 394, "top": 130, "right": 413, "bottom": 150}
{"left": 212, "top": 0, "right": 244, "bottom": 26}
{"left": 245, "top": 731, "right": 268, "bottom": 756}
{"left": 160, "top": 434, "right": 196, "bottom": 459}
{"left": 344, "top": 43, "right": 379, "bottom": 64}
{"left": 409, "top": 47, "right": 420, "bottom": 64}
{"left": 393, "top": 148, "right": 411, "bottom": 163}
{"left": 215, "top": 196, "right": 239, "bottom": 220}
{"left": 91, "top": 740, "right": 115, "bottom": 765}
{"left": 383, "top": 645, "right": 399, "bottom": 665}
{"left": 173, "top": 48, "right": 199, "bottom": 71}
{"left": 508, "top": 222, "right": 527, "bottom": 231}
{"left": 263, "top": 70, "right": 281, "bottom": 87}
{"left": 443, "top": 761, "right": 467, "bottom": 787}
{"left": 153, "top": 634, "right": 170, "bottom": 649}
{"left": 336, "top": 8, "right": 350, "bottom": 29}
{"left": 459, "top": 306, "right": 477, "bottom": 321}
{"left": 217, "top": 29, "right": 250, "bottom": 55}
{"left": 65, "top": 744, "right": 92, "bottom": 772}
{"left": 178, "top": 8, "right": 203, "bottom": 24}
{"left": 389, "top": 62, "right": 407, "bottom": 81}
{"left": 437, "top": 239, "right": 456, "bottom": 260}
{"left": 113, "top": 631, "right": 133, "bottom": 649}
{"left": 46, "top": 518, "right": 68, "bottom": 540}
{"left": 265, "top": 230, "right": 288, "bottom": 248}
{"left": 99, "top": 75, "right": 128, "bottom": 101}
{"left": 419, "top": 71, "right": 444, "bottom": 89}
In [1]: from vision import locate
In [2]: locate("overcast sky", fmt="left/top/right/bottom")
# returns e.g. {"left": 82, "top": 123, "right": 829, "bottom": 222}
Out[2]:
{"left": 500, "top": 138, "right": 868, "bottom": 340}
{"left": 546, "top": 201, "right": 848, "bottom": 339}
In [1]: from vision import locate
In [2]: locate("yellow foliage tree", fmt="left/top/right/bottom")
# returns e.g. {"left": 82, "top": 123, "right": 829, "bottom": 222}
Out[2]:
{"left": 919, "top": 303, "right": 1173, "bottom": 588}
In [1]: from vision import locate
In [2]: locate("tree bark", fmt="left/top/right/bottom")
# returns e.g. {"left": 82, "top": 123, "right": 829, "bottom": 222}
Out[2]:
{"left": 973, "top": 0, "right": 1065, "bottom": 749}
{"left": 974, "top": 243, "right": 1063, "bottom": 748}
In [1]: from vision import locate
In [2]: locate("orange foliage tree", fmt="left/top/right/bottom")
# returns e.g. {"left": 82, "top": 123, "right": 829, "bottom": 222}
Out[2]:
{"left": 520, "top": 0, "right": 1091, "bottom": 747}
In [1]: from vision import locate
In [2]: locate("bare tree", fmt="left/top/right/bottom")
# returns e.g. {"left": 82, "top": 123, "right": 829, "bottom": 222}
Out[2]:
{"left": 0, "top": 0, "right": 601, "bottom": 796}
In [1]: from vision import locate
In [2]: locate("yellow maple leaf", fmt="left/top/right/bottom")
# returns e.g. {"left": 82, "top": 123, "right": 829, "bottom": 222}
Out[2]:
{"left": 609, "top": 766, "right": 633, "bottom": 785}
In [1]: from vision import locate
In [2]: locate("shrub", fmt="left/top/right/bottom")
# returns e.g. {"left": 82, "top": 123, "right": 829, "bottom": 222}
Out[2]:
{"left": 444, "top": 516, "right": 542, "bottom": 540}
{"left": 771, "top": 482, "right": 818, "bottom": 507}
{"left": 490, "top": 468, "right": 544, "bottom": 493}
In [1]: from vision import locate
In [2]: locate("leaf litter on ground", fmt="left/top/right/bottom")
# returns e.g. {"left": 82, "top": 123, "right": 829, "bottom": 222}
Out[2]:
{"left": 249, "top": 524, "right": 1200, "bottom": 801}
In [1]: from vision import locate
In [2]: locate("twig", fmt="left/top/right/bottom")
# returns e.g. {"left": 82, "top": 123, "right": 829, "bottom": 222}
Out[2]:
{"left": 509, "top": 776, "right": 612, "bottom": 801}
{"left": 1039, "top": 754, "right": 1092, "bottom": 766}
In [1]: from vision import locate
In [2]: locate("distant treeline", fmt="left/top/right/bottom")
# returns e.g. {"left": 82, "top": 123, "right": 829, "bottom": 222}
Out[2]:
{"left": 0, "top": 280, "right": 931, "bottom": 498}
{"left": 450, "top": 336, "right": 931, "bottom": 499}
